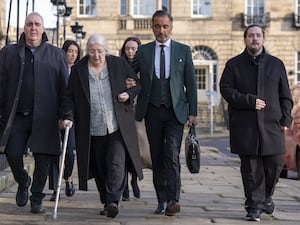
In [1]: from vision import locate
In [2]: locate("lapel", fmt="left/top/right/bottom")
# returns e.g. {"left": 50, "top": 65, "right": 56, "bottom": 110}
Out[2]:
{"left": 77, "top": 56, "right": 90, "bottom": 103}
{"left": 145, "top": 41, "right": 156, "bottom": 81}
{"left": 106, "top": 56, "right": 117, "bottom": 97}
{"left": 169, "top": 40, "right": 178, "bottom": 79}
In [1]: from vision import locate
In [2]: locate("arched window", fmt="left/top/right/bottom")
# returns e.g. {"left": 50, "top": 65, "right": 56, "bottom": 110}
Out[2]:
{"left": 192, "top": 46, "right": 218, "bottom": 92}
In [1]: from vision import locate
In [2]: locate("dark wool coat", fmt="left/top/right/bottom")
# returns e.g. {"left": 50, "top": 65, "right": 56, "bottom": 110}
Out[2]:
{"left": 220, "top": 48, "right": 293, "bottom": 156}
{"left": 0, "top": 33, "right": 68, "bottom": 154}
{"left": 62, "top": 55, "right": 143, "bottom": 191}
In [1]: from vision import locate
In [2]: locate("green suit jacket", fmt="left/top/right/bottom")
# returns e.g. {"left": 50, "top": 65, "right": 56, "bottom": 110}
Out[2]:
{"left": 135, "top": 40, "right": 197, "bottom": 124}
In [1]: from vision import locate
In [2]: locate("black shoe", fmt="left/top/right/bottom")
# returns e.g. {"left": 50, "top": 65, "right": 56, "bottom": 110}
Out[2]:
{"left": 65, "top": 181, "right": 75, "bottom": 197}
{"left": 131, "top": 180, "right": 140, "bottom": 198}
{"left": 245, "top": 209, "right": 261, "bottom": 222}
{"left": 106, "top": 203, "right": 118, "bottom": 218}
{"left": 262, "top": 199, "right": 275, "bottom": 214}
{"left": 122, "top": 196, "right": 130, "bottom": 201}
{"left": 50, "top": 191, "right": 60, "bottom": 201}
{"left": 154, "top": 202, "right": 167, "bottom": 214}
{"left": 31, "top": 202, "right": 46, "bottom": 214}
{"left": 165, "top": 200, "right": 180, "bottom": 216}
{"left": 16, "top": 176, "right": 31, "bottom": 207}
{"left": 99, "top": 204, "right": 107, "bottom": 215}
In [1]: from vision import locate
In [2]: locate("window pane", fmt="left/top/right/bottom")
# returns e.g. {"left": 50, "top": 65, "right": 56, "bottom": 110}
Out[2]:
{"left": 195, "top": 68, "right": 206, "bottom": 90}
{"left": 134, "top": 0, "right": 156, "bottom": 16}
{"left": 79, "top": 0, "right": 96, "bottom": 16}
{"left": 120, "top": 0, "right": 127, "bottom": 16}
{"left": 162, "top": 0, "right": 170, "bottom": 12}
{"left": 193, "top": 0, "right": 211, "bottom": 17}
{"left": 246, "top": 0, "right": 265, "bottom": 15}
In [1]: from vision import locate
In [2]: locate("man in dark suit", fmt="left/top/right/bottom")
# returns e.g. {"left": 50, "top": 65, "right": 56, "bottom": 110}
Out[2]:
{"left": 134, "top": 10, "right": 198, "bottom": 216}
{"left": 220, "top": 24, "right": 293, "bottom": 222}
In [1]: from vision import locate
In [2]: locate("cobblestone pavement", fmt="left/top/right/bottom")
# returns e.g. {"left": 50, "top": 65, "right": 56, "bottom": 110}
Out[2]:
{"left": 0, "top": 133, "right": 300, "bottom": 225}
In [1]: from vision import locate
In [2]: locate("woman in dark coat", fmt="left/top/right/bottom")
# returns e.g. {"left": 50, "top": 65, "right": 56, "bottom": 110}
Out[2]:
{"left": 61, "top": 34, "right": 143, "bottom": 218}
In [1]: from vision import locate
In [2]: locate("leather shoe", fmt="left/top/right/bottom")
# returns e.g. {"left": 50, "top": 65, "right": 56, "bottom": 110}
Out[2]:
{"left": 154, "top": 202, "right": 167, "bottom": 214}
{"left": 165, "top": 200, "right": 180, "bottom": 216}
{"left": 122, "top": 196, "right": 130, "bottom": 201}
{"left": 16, "top": 176, "right": 31, "bottom": 207}
{"left": 31, "top": 202, "right": 46, "bottom": 214}
{"left": 65, "top": 181, "right": 75, "bottom": 197}
{"left": 106, "top": 203, "right": 118, "bottom": 218}
{"left": 99, "top": 204, "right": 107, "bottom": 215}
{"left": 262, "top": 199, "right": 274, "bottom": 214}
{"left": 50, "top": 191, "right": 60, "bottom": 201}
{"left": 244, "top": 209, "right": 261, "bottom": 221}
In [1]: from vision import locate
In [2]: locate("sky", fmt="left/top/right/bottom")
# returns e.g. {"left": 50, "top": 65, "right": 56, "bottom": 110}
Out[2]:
{"left": 6, "top": 0, "right": 57, "bottom": 28}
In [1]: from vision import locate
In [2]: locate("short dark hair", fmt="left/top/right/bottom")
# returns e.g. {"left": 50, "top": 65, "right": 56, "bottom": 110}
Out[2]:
{"left": 62, "top": 40, "right": 81, "bottom": 63}
{"left": 152, "top": 10, "right": 173, "bottom": 24}
{"left": 243, "top": 24, "right": 265, "bottom": 38}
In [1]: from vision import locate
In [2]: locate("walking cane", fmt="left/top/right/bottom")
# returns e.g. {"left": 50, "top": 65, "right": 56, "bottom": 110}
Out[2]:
{"left": 52, "top": 124, "right": 70, "bottom": 219}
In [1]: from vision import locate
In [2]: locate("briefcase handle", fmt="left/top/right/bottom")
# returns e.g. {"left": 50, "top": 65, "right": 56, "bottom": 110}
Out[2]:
{"left": 189, "top": 124, "right": 196, "bottom": 138}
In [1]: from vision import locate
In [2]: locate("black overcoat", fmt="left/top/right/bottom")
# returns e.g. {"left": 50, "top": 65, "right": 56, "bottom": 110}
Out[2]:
{"left": 220, "top": 48, "right": 293, "bottom": 156}
{"left": 0, "top": 33, "right": 68, "bottom": 154}
{"left": 62, "top": 55, "right": 143, "bottom": 190}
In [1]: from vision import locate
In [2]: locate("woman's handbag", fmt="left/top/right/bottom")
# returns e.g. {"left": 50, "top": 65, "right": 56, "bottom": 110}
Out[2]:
{"left": 185, "top": 124, "right": 200, "bottom": 173}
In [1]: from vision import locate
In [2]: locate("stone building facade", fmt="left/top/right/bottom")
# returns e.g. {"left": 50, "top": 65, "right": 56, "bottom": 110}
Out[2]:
{"left": 3, "top": 0, "right": 300, "bottom": 130}
{"left": 61, "top": 0, "right": 300, "bottom": 106}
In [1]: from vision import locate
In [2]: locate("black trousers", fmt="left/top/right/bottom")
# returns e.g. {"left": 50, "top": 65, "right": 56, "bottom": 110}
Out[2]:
{"left": 239, "top": 153, "right": 285, "bottom": 210}
{"left": 145, "top": 104, "right": 184, "bottom": 204}
{"left": 5, "top": 114, "right": 56, "bottom": 203}
{"left": 5, "top": 114, "right": 32, "bottom": 186}
{"left": 90, "top": 130, "right": 126, "bottom": 205}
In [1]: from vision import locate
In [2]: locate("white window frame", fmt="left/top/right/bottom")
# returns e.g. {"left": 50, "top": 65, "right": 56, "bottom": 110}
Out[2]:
{"left": 245, "top": 0, "right": 265, "bottom": 17}
{"left": 133, "top": 0, "right": 156, "bottom": 18}
{"left": 78, "top": 0, "right": 97, "bottom": 17}
{"left": 120, "top": 0, "right": 128, "bottom": 16}
{"left": 191, "top": 0, "right": 211, "bottom": 18}
{"left": 120, "top": 0, "right": 170, "bottom": 18}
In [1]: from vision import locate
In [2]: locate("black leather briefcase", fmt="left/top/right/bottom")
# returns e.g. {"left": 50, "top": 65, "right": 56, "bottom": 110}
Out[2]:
{"left": 185, "top": 124, "right": 200, "bottom": 173}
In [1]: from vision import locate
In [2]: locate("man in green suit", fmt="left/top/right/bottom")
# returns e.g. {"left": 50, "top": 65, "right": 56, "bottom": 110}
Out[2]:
{"left": 134, "top": 10, "right": 198, "bottom": 216}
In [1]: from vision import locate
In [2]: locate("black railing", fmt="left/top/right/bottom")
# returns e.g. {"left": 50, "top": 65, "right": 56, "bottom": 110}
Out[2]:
{"left": 243, "top": 13, "right": 270, "bottom": 27}
{"left": 119, "top": 18, "right": 152, "bottom": 30}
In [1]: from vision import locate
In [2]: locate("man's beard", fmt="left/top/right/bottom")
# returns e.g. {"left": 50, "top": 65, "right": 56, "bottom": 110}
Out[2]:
{"left": 247, "top": 46, "right": 262, "bottom": 56}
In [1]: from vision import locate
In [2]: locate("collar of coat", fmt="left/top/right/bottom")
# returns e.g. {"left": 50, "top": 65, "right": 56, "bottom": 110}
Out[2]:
{"left": 17, "top": 32, "right": 48, "bottom": 47}
{"left": 244, "top": 47, "right": 267, "bottom": 64}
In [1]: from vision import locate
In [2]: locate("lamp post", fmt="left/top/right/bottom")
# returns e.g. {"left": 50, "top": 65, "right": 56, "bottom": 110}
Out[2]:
{"left": 63, "top": 6, "right": 73, "bottom": 42}
{"left": 51, "top": 0, "right": 66, "bottom": 47}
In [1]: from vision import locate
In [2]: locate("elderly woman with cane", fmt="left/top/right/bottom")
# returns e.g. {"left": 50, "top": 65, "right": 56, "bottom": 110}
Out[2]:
{"left": 60, "top": 34, "right": 143, "bottom": 218}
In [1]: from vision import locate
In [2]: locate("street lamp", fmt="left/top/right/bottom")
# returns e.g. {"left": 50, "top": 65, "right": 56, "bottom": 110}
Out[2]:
{"left": 70, "top": 22, "right": 86, "bottom": 56}
{"left": 71, "top": 21, "right": 86, "bottom": 41}
{"left": 51, "top": 0, "right": 66, "bottom": 46}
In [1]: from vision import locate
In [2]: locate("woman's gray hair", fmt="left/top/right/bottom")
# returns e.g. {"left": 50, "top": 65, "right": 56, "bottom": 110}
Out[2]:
{"left": 86, "top": 34, "right": 109, "bottom": 53}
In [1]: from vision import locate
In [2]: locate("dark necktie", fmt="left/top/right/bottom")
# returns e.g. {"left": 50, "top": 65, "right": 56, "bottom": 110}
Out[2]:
{"left": 160, "top": 45, "right": 165, "bottom": 79}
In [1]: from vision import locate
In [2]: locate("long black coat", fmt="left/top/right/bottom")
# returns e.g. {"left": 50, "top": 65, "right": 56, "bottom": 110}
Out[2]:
{"left": 0, "top": 33, "right": 68, "bottom": 154}
{"left": 62, "top": 55, "right": 143, "bottom": 191}
{"left": 220, "top": 48, "right": 293, "bottom": 156}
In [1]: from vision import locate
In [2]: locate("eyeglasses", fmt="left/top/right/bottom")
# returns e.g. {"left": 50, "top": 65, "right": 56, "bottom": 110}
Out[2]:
{"left": 88, "top": 49, "right": 105, "bottom": 55}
